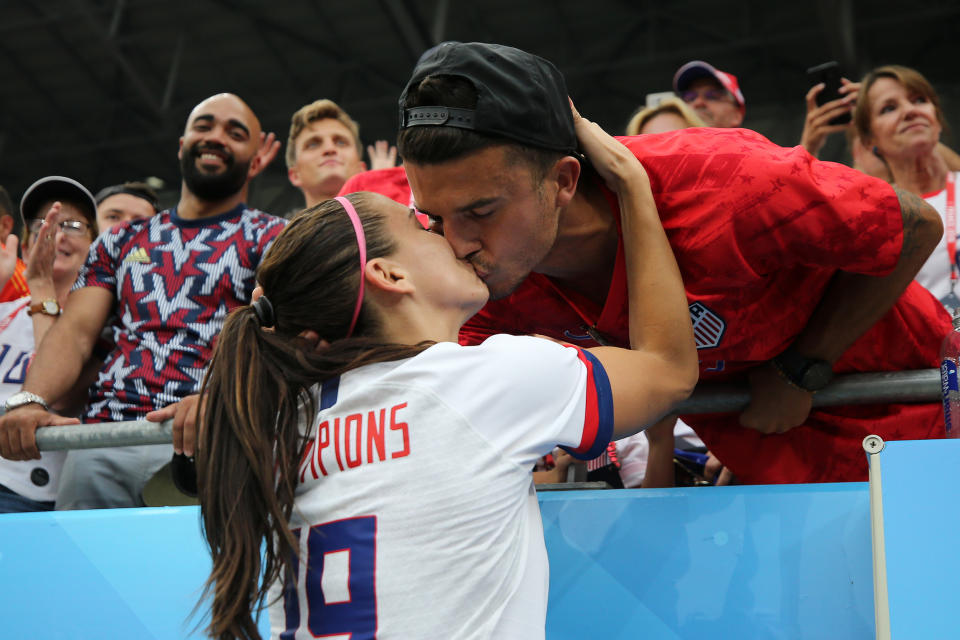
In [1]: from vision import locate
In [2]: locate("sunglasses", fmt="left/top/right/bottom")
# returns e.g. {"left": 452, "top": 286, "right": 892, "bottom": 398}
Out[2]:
{"left": 28, "top": 218, "right": 92, "bottom": 238}
{"left": 680, "top": 88, "right": 733, "bottom": 104}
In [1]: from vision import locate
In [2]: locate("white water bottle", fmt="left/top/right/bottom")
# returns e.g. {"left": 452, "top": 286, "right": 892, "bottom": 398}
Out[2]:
{"left": 939, "top": 310, "right": 960, "bottom": 437}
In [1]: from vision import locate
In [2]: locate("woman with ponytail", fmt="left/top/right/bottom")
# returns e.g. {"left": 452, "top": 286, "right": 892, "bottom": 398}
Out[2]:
{"left": 197, "top": 108, "right": 698, "bottom": 639}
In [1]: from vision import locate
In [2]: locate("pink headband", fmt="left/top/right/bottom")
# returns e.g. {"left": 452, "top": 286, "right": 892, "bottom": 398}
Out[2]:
{"left": 335, "top": 196, "right": 367, "bottom": 338}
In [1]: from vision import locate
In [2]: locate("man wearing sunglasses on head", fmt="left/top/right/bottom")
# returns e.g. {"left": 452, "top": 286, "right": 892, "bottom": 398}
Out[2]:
{"left": 673, "top": 60, "right": 746, "bottom": 128}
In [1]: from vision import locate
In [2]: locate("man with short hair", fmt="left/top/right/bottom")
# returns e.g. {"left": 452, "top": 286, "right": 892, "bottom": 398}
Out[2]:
{"left": 397, "top": 42, "right": 949, "bottom": 485}
{"left": 0, "top": 93, "right": 286, "bottom": 509}
{"left": 673, "top": 60, "right": 746, "bottom": 128}
{"left": 286, "top": 99, "right": 367, "bottom": 207}
{"left": 94, "top": 181, "right": 159, "bottom": 233}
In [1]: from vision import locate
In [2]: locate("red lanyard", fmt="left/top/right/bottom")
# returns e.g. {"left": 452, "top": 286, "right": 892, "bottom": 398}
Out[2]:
{"left": 946, "top": 172, "right": 957, "bottom": 286}
{"left": 0, "top": 301, "right": 30, "bottom": 335}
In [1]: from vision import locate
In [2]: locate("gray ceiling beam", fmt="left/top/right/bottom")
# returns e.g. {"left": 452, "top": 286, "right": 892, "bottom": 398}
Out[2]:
{"left": 817, "top": 0, "right": 859, "bottom": 74}
{"left": 306, "top": 0, "right": 353, "bottom": 57}
{"left": 379, "top": 0, "right": 432, "bottom": 62}
{"left": 17, "top": 0, "right": 155, "bottom": 122}
{"left": 160, "top": 34, "right": 184, "bottom": 113}
{"left": 69, "top": 0, "right": 165, "bottom": 119}
{"left": 560, "top": 4, "right": 959, "bottom": 81}
{"left": 431, "top": 0, "right": 449, "bottom": 45}
{"left": 210, "top": 0, "right": 400, "bottom": 92}
{"left": 108, "top": 0, "right": 127, "bottom": 39}
{"left": 0, "top": 40, "right": 99, "bottom": 158}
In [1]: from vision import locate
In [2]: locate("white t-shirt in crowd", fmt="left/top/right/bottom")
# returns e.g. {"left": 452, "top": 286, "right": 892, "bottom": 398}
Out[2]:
{"left": 0, "top": 298, "right": 67, "bottom": 503}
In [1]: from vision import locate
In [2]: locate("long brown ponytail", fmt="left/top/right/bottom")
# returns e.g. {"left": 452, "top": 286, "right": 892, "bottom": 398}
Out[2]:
{"left": 197, "top": 194, "right": 431, "bottom": 639}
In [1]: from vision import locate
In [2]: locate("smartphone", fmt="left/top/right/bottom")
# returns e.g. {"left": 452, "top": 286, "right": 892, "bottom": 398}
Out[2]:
{"left": 806, "top": 61, "right": 851, "bottom": 125}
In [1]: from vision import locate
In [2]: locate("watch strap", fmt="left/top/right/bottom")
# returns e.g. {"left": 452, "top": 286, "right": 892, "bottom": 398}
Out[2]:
{"left": 770, "top": 347, "right": 832, "bottom": 392}
{"left": 27, "top": 299, "right": 61, "bottom": 317}
{"left": 4, "top": 391, "right": 50, "bottom": 413}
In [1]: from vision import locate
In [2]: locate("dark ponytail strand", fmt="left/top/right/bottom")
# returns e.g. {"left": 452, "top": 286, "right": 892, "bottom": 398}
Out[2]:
{"left": 197, "top": 304, "right": 313, "bottom": 639}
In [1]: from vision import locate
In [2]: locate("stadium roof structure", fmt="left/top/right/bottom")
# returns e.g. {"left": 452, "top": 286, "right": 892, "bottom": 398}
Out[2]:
{"left": 2, "top": 0, "right": 958, "bottom": 214}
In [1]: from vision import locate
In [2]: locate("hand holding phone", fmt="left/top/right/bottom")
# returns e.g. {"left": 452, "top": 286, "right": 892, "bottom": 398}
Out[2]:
{"left": 800, "top": 61, "right": 858, "bottom": 156}
{"left": 806, "top": 61, "right": 853, "bottom": 125}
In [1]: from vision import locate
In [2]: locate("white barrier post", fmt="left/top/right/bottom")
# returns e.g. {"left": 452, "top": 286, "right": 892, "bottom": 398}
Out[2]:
{"left": 863, "top": 434, "right": 891, "bottom": 640}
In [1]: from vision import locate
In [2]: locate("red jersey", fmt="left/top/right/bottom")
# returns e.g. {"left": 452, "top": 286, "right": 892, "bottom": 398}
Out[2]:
{"left": 339, "top": 166, "right": 412, "bottom": 206}
{"left": 461, "top": 127, "right": 951, "bottom": 484}
{"left": 339, "top": 166, "right": 432, "bottom": 227}
{"left": 0, "top": 259, "right": 29, "bottom": 303}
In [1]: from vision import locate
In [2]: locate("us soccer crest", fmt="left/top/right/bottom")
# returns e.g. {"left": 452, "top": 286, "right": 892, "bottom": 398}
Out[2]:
{"left": 689, "top": 302, "right": 726, "bottom": 349}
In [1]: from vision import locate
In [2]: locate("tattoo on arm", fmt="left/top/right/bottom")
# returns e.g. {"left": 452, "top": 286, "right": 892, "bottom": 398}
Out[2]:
{"left": 893, "top": 185, "right": 937, "bottom": 261}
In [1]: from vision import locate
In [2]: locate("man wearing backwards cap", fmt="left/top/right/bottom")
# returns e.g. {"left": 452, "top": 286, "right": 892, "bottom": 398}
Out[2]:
{"left": 0, "top": 93, "right": 286, "bottom": 509}
{"left": 673, "top": 60, "right": 746, "bottom": 128}
{"left": 398, "top": 41, "right": 950, "bottom": 485}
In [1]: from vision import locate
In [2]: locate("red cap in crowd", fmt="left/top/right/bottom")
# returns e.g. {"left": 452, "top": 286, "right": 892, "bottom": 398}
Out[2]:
{"left": 673, "top": 61, "right": 746, "bottom": 110}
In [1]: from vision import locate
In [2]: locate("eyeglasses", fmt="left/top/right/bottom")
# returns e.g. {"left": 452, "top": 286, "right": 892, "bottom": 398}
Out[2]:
{"left": 28, "top": 218, "right": 92, "bottom": 238}
{"left": 680, "top": 88, "right": 733, "bottom": 104}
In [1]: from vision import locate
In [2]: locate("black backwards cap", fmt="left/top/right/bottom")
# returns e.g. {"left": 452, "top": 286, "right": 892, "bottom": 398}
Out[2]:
{"left": 399, "top": 42, "right": 577, "bottom": 155}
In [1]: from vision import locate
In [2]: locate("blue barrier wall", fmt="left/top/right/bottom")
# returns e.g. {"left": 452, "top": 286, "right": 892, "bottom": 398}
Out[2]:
{"left": 878, "top": 439, "right": 960, "bottom": 639}
{"left": 541, "top": 485, "right": 874, "bottom": 639}
{"left": 0, "top": 483, "right": 874, "bottom": 639}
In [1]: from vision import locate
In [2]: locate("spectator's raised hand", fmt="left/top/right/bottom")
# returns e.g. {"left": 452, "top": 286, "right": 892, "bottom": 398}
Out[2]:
{"left": 367, "top": 140, "right": 398, "bottom": 171}
{"left": 24, "top": 202, "right": 64, "bottom": 295}
{"left": 249, "top": 131, "right": 282, "bottom": 178}
{"left": 800, "top": 79, "right": 859, "bottom": 157}
{"left": 0, "top": 231, "right": 19, "bottom": 290}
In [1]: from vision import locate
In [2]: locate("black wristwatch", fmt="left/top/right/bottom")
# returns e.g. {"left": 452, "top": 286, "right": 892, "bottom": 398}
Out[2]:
{"left": 770, "top": 347, "right": 833, "bottom": 392}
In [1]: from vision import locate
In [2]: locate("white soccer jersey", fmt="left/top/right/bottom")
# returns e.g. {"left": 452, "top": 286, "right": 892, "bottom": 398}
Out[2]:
{"left": 0, "top": 298, "right": 67, "bottom": 502}
{"left": 269, "top": 335, "right": 613, "bottom": 640}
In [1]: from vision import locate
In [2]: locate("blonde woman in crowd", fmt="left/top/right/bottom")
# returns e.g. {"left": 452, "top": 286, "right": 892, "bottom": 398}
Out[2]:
{"left": 625, "top": 97, "right": 706, "bottom": 136}
{"left": 853, "top": 65, "right": 960, "bottom": 311}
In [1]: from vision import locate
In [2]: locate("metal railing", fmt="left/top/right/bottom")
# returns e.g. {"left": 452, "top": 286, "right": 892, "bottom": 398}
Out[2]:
{"left": 33, "top": 368, "right": 943, "bottom": 451}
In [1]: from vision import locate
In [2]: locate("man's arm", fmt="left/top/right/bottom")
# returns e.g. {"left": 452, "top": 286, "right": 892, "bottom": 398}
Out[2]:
{"left": 740, "top": 187, "right": 943, "bottom": 433}
{"left": 0, "top": 286, "right": 113, "bottom": 460}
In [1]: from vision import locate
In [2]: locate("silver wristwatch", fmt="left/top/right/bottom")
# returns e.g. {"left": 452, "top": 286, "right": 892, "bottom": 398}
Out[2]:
{"left": 4, "top": 391, "right": 49, "bottom": 413}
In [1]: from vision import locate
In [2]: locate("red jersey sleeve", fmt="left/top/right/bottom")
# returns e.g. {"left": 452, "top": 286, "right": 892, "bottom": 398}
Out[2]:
{"left": 620, "top": 129, "right": 904, "bottom": 277}
{"left": 338, "top": 166, "right": 411, "bottom": 206}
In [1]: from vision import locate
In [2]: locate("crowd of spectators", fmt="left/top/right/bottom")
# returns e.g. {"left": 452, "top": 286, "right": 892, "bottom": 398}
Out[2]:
{"left": 0, "top": 48, "right": 957, "bottom": 510}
